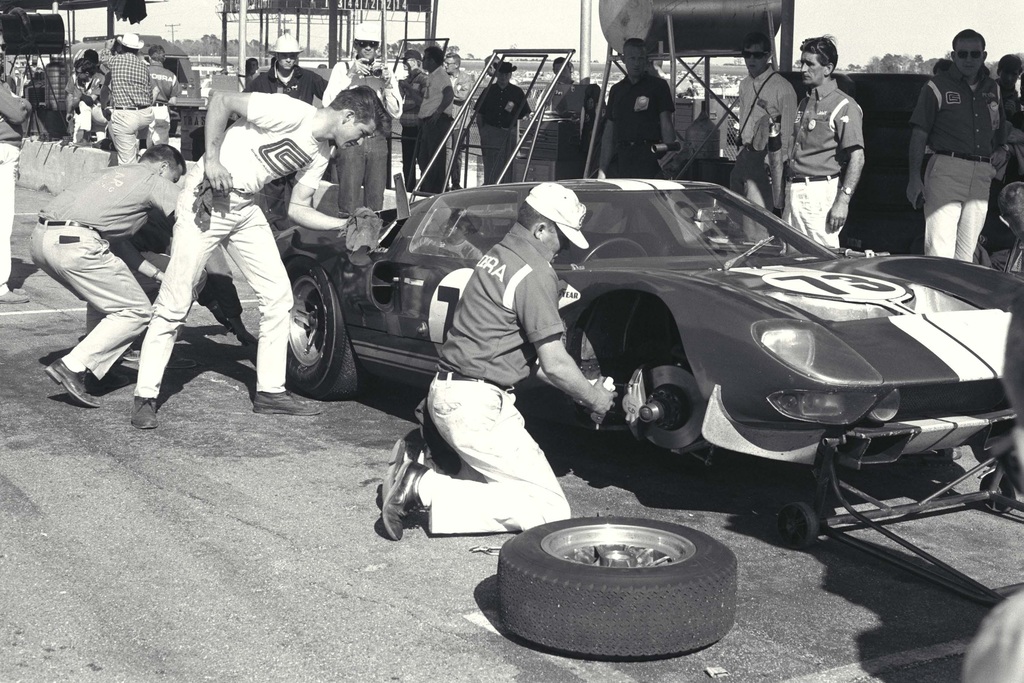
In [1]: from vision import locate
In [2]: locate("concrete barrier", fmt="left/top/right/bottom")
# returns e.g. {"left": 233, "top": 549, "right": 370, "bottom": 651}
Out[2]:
{"left": 16, "top": 140, "right": 116, "bottom": 195}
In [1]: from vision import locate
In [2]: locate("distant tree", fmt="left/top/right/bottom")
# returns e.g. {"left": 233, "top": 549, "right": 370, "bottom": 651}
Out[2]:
{"left": 447, "top": 45, "right": 460, "bottom": 55}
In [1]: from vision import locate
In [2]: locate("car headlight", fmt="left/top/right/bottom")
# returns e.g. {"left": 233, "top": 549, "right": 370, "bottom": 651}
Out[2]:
{"left": 753, "top": 320, "right": 882, "bottom": 386}
{"left": 767, "top": 390, "right": 879, "bottom": 424}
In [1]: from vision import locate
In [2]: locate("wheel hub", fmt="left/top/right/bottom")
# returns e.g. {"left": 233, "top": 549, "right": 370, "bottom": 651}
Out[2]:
{"left": 540, "top": 523, "right": 697, "bottom": 568}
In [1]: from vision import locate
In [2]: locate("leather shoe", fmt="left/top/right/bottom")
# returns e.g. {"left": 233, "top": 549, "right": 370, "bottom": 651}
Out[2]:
{"left": 44, "top": 359, "right": 100, "bottom": 408}
{"left": 381, "top": 460, "right": 427, "bottom": 541}
{"left": 0, "top": 289, "right": 29, "bottom": 304}
{"left": 131, "top": 397, "right": 158, "bottom": 429}
{"left": 252, "top": 390, "right": 322, "bottom": 416}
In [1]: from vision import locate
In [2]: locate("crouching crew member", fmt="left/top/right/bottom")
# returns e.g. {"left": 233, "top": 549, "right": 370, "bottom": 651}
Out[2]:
{"left": 32, "top": 145, "right": 185, "bottom": 408}
{"left": 380, "top": 183, "right": 617, "bottom": 540}
{"left": 130, "top": 87, "right": 387, "bottom": 429}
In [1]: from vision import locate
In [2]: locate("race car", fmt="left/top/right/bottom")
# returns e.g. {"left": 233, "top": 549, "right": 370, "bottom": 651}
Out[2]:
{"left": 277, "top": 179, "right": 1018, "bottom": 465}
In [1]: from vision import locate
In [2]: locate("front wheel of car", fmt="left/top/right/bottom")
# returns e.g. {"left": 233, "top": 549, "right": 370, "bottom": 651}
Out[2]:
{"left": 285, "top": 257, "right": 361, "bottom": 400}
{"left": 497, "top": 517, "right": 737, "bottom": 659}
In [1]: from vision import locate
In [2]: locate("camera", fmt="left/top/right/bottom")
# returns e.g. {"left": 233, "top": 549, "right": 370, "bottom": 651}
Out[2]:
{"left": 360, "top": 58, "right": 383, "bottom": 78}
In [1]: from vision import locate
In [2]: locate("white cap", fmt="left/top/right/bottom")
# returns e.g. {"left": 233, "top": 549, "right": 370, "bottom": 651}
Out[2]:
{"left": 269, "top": 34, "right": 302, "bottom": 54}
{"left": 353, "top": 24, "right": 381, "bottom": 44}
{"left": 525, "top": 183, "right": 588, "bottom": 249}
{"left": 119, "top": 33, "right": 144, "bottom": 50}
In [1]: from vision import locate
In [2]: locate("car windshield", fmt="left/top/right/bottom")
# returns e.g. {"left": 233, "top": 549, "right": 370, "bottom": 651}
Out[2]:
{"left": 405, "top": 186, "right": 837, "bottom": 268}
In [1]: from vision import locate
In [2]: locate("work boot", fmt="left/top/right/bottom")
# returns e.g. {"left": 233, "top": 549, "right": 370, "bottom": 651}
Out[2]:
{"left": 44, "top": 359, "right": 100, "bottom": 408}
{"left": 131, "top": 397, "right": 158, "bottom": 429}
{"left": 381, "top": 460, "right": 428, "bottom": 541}
{"left": 252, "top": 390, "right": 322, "bottom": 416}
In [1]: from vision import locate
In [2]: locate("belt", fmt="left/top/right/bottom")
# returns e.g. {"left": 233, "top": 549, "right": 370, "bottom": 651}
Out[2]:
{"left": 788, "top": 173, "right": 840, "bottom": 183}
{"left": 932, "top": 150, "right": 991, "bottom": 163}
{"left": 436, "top": 370, "right": 513, "bottom": 393}
{"left": 617, "top": 139, "right": 659, "bottom": 148}
{"left": 110, "top": 105, "right": 151, "bottom": 110}
{"left": 38, "top": 218, "right": 99, "bottom": 232}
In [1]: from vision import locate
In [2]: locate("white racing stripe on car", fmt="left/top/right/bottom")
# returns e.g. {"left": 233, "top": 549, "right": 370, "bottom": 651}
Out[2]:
{"left": 902, "top": 416, "right": 991, "bottom": 453}
{"left": 598, "top": 179, "right": 657, "bottom": 191}
{"left": 642, "top": 179, "right": 686, "bottom": 190}
{"left": 888, "top": 310, "right": 1009, "bottom": 381}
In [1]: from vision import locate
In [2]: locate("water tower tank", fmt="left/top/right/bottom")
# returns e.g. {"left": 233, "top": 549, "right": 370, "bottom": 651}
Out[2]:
{"left": 599, "top": 0, "right": 782, "bottom": 54}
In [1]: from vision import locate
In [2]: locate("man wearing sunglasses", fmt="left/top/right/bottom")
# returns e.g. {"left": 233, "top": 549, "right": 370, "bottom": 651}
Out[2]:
{"left": 784, "top": 35, "right": 864, "bottom": 248}
{"left": 730, "top": 31, "right": 797, "bottom": 212}
{"left": 908, "top": 29, "right": 1008, "bottom": 261}
{"left": 322, "top": 25, "right": 402, "bottom": 216}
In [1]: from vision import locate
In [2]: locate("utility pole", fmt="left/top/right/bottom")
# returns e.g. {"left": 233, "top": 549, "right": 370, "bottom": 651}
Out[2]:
{"left": 166, "top": 23, "right": 181, "bottom": 43}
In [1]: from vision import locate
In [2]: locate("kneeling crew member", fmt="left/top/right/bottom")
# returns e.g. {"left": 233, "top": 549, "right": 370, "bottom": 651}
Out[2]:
{"left": 31, "top": 145, "right": 185, "bottom": 408}
{"left": 380, "top": 183, "right": 617, "bottom": 540}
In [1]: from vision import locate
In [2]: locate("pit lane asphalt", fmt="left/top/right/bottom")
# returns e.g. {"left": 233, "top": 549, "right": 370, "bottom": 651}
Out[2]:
{"left": 2, "top": 186, "right": 1021, "bottom": 682}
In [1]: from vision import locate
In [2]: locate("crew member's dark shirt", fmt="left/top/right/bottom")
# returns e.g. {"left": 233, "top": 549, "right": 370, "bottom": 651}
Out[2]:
{"left": 606, "top": 73, "right": 674, "bottom": 143}
{"left": 245, "top": 65, "right": 327, "bottom": 106}
{"left": 476, "top": 83, "right": 531, "bottom": 129}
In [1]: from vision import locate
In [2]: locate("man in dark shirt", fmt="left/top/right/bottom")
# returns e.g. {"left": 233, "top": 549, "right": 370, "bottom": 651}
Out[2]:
{"left": 30, "top": 145, "right": 185, "bottom": 408}
{"left": 379, "top": 183, "right": 616, "bottom": 541}
{"left": 908, "top": 29, "right": 1007, "bottom": 261}
{"left": 476, "top": 61, "right": 531, "bottom": 184}
{"left": 598, "top": 37, "right": 676, "bottom": 180}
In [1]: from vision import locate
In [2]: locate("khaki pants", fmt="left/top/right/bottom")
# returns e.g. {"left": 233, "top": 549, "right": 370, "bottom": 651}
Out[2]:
{"left": 108, "top": 107, "right": 154, "bottom": 165}
{"left": 426, "top": 377, "right": 571, "bottom": 534}
{"left": 136, "top": 166, "right": 292, "bottom": 399}
{"left": 784, "top": 177, "right": 841, "bottom": 249}
{"left": 923, "top": 154, "right": 996, "bottom": 261}
{"left": 0, "top": 142, "right": 18, "bottom": 292}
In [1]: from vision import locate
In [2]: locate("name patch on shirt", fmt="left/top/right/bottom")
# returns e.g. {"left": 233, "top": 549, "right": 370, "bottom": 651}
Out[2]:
{"left": 945, "top": 92, "right": 962, "bottom": 105}
{"left": 634, "top": 96, "right": 650, "bottom": 112}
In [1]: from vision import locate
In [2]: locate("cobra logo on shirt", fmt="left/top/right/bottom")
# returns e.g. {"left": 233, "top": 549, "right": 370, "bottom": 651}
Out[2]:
{"left": 257, "top": 139, "right": 312, "bottom": 176}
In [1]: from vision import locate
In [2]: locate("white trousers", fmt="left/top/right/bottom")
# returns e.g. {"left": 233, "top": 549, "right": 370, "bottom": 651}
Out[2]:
{"left": 0, "top": 142, "right": 18, "bottom": 293}
{"left": 425, "top": 377, "right": 571, "bottom": 534}
{"left": 783, "top": 176, "right": 840, "bottom": 249}
{"left": 135, "top": 168, "right": 291, "bottom": 399}
{"left": 108, "top": 107, "right": 154, "bottom": 165}
{"left": 923, "top": 154, "right": 996, "bottom": 261}
{"left": 147, "top": 104, "right": 171, "bottom": 147}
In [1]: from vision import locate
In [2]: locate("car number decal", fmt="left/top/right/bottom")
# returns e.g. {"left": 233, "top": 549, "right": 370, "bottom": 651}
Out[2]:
{"left": 428, "top": 268, "right": 474, "bottom": 344}
{"left": 760, "top": 269, "right": 910, "bottom": 303}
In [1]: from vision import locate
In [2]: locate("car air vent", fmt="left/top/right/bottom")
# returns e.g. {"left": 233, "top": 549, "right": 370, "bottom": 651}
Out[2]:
{"left": 896, "top": 380, "right": 1005, "bottom": 418}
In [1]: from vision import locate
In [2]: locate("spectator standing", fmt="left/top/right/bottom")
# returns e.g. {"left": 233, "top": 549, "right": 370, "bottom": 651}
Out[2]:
{"left": 379, "top": 183, "right": 616, "bottom": 541}
{"left": 445, "top": 53, "right": 475, "bottom": 189}
{"left": 598, "top": 38, "right": 675, "bottom": 180}
{"left": 31, "top": 145, "right": 185, "bottom": 407}
{"left": 476, "top": 61, "right": 531, "bottom": 185}
{"left": 242, "top": 57, "right": 260, "bottom": 91}
{"left": 130, "top": 87, "right": 386, "bottom": 429}
{"left": 105, "top": 33, "right": 155, "bottom": 165}
{"left": 416, "top": 46, "right": 455, "bottom": 194}
{"left": 245, "top": 34, "right": 328, "bottom": 231}
{"left": 397, "top": 49, "right": 427, "bottom": 191}
{"left": 730, "top": 31, "right": 798, "bottom": 211}
{"left": 997, "top": 54, "right": 1023, "bottom": 127}
{"left": 146, "top": 45, "right": 181, "bottom": 147}
{"left": 907, "top": 29, "right": 1007, "bottom": 261}
{"left": 323, "top": 26, "right": 402, "bottom": 215}
{"left": 0, "top": 70, "right": 31, "bottom": 304}
{"left": 784, "top": 35, "right": 864, "bottom": 249}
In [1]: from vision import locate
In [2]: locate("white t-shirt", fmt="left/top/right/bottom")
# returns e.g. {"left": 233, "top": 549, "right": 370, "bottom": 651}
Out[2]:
{"left": 204, "top": 92, "right": 330, "bottom": 194}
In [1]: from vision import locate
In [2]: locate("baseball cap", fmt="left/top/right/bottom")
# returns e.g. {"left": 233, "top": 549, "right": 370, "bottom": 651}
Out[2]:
{"left": 525, "top": 183, "right": 588, "bottom": 249}
{"left": 403, "top": 49, "right": 422, "bottom": 62}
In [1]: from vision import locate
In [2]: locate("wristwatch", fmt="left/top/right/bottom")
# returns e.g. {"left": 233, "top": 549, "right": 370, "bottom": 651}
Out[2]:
{"left": 841, "top": 186, "right": 853, "bottom": 197}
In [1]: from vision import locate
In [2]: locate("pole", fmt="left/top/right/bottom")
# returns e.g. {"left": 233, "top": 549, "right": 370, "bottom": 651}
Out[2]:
{"left": 239, "top": 0, "right": 248, "bottom": 77}
{"left": 221, "top": 10, "right": 228, "bottom": 71}
{"left": 166, "top": 23, "right": 180, "bottom": 43}
{"left": 579, "top": 0, "right": 592, "bottom": 83}
{"left": 780, "top": 0, "right": 795, "bottom": 71}
{"left": 328, "top": 0, "right": 338, "bottom": 66}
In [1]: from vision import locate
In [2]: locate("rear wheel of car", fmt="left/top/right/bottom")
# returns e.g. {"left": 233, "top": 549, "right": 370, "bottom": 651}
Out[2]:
{"left": 285, "top": 257, "right": 361, "bottom": 400}
{"left": 497, "top": 517, "right": 737, "bottom": 660}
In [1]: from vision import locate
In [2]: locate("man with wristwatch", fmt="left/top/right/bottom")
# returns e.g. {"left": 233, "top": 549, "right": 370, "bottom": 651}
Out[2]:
{"left": 784, "top": 35, "right": 864, "bottom": 249}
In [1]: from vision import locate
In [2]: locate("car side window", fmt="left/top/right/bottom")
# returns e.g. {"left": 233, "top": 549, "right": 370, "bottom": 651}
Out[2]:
{"left": 408, "top": 191, "right": 521, "bottom": 259}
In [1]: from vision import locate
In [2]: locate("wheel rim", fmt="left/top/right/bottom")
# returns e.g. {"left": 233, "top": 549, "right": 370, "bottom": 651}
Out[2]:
{"left": 539, "top": 523, "right": 697, "bottom": 568}
{"left": 290, "top": 274, "right": 327, "bottom": 368}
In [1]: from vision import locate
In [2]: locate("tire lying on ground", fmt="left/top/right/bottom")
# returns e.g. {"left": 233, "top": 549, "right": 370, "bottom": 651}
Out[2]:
{"left": 497, "top": 516, "right": 737, "bottom": 659}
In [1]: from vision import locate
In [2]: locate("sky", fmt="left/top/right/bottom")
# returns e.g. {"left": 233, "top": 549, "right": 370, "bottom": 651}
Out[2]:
{"left": 64, "top": 1, "right": 1020, "bottom": 69}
